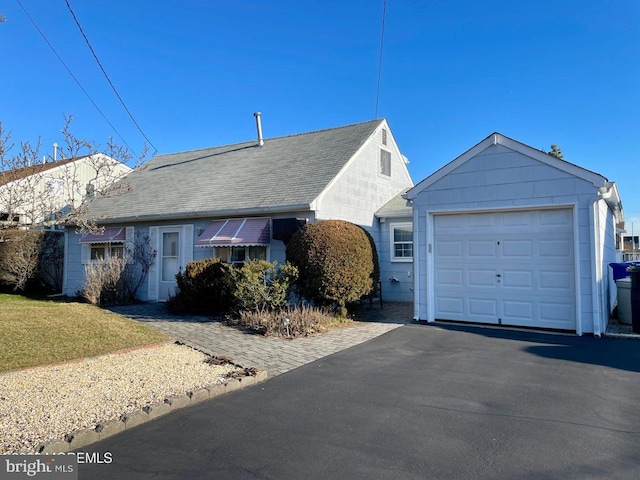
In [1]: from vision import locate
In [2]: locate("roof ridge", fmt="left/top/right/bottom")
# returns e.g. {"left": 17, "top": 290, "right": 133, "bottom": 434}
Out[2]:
{"left": 156, "top": 119, "right": 384, "bottom": 158}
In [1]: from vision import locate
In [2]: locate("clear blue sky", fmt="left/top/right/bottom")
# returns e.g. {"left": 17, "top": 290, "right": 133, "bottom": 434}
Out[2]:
{"left": 2, "top": 1, "right": 639, "bottom": 225}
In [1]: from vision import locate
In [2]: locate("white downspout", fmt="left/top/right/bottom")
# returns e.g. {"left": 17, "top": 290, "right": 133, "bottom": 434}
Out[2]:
{"left": 590, "top": 186, "right": 614, "bottom": 337}
{"left": 411, "top": 200, "right": 420, "bottom": 320}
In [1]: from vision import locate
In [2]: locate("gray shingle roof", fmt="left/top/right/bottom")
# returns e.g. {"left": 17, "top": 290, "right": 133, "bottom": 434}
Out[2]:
{"left": 87, "top": 120, "right": 383, "bottom": 223}
{"left": 375, "top": 189, "right": 412, "bottom": 218}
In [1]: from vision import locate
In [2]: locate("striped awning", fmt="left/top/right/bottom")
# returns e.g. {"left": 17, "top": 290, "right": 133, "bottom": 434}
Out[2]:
{"left": 79, "top": 227, "right": 126, "bottom": 244}
{"left": 195, "top": 218, "right": 270, "bottom": 247}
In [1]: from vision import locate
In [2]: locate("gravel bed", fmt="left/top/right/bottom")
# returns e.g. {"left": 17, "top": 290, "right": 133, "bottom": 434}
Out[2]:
{"left": 0, "top": 343, "right": 239, "bottom": 454}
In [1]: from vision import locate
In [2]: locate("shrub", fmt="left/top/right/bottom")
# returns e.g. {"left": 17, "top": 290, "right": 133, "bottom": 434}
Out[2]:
{"left": 286, "top": 220, "right": 378, "bottom": 313}
{"left": 170, "top": 257, "right": 236, "bottom": 314}
{"left": 231, "top": 304, "right": 347, "bottom": 337}
{"left": 80, "top": 232, "right": 156, "bottom": 306}
{"left": 82, "top": 255, "right": 127, "bottom": 305}
{"left": 233, "top": 260, "right": 298, "bottom": 312}
{"left": 0, "top": 229, "right": 45, "bottom": 292}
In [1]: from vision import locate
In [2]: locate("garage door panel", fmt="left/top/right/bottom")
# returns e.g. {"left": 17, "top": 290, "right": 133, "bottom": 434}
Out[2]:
{"left": 433, "top": 209, "right": 576, "bottom": 331}
{"left": 468, "top": 298, "right": 498, "bottom": 318}
{"left": 539, "top": 239, "right": 572, "bottom": 257}
{"left": 502, "top": 240, "right": 533, "bottom": 257}
{"left": 501, "top": 270, "right": 533, "bottom": 288}
{"left": 538, "top": 270, "right": 572, "bottom": 291}
{"left": 437, "top": 268, "right": 464, "bottom": 286}
{"left": 468, "top": 240, "right": 497, "bottom": 258}
{"left": 539, "top": 208, "right": 572, "bottom": 227}
{"left": 502, "top": 300, "right": 534, "bottom": 320}
{"left": 540, "top": 302, "right": 574, "bottom": 325}
{"left": 437, "top": 297, "right": 464, "bottom": 315}
{"left": 437, "top": 241, "right": 464, "bottom": 257}
{"left": 468, "top": 269, "right": 498, "bottom": 287}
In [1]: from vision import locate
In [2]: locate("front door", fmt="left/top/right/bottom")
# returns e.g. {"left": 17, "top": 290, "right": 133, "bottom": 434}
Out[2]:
{"left": 159, "top": 230, "right": 180, "bottom": 300}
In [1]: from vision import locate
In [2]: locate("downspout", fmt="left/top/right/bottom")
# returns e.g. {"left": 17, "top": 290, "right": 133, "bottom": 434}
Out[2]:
{"left": 411, "top": 199, "right": 420, "bottom": 320}
{"left": 590, "top": 185, "right": 614, "bottom": 337}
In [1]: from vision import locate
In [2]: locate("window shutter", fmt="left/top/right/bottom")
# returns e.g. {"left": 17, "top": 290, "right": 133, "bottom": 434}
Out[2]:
{"left": 125, "top": 226, "right": 135, "bottom": 264}
{"left": 147, "top": 226, "right": 159, "bottom": 301}
{"left": 81, "top": 243, "right": 90, "bottom": 264}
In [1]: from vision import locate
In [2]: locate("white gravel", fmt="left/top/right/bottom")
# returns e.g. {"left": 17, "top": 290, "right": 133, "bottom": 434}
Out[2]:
{"left": 0, "top": 343, "right": 239, "bottom": 454}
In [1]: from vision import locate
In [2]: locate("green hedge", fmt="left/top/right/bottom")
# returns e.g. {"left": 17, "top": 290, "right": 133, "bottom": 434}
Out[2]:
{"left": 286, "top": 220, "right": 378, "bottom": 312}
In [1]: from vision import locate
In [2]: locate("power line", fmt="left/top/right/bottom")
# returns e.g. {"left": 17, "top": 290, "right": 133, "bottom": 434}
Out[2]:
{"left": 375, "top": 0, "right": 387, "bottom": 119}
{"left": 64, "top": 0, "right": 157, "bottom": 155}
{"left": 15, "top": 0, "right": 138, "bottom": 156}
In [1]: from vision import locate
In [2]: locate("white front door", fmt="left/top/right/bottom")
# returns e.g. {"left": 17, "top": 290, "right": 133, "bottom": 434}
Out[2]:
{"left": 159, "top": 230, "right": 181, "bottom": 300}
{"left": 148, "top": 225, "right": 194, "bottom": 301}
{"left": 433, "top": 208, "right": 576, "bottom": 330}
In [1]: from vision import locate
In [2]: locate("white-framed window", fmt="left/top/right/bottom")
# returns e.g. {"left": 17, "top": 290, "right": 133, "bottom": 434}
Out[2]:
{"left": 216, "top": 246, "right": 268, "bottom": 264}
{"left": 380, "top": 149, "right": 391, "bottom": 176}
{"left": 390, "top": 223, "right": 412, "bottom": 262}
{"left": 382, "top": 128, "right": 388, "bottom": 145}
{"left": 89, "top": 244, "right": 124, "bottom": 262}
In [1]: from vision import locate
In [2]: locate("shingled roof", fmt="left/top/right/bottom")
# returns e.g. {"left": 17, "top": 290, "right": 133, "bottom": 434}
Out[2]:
{"left": 0, "top": 157, "right": 82, "bottom": 187}
{"left": 86, "top": 119, "right": 384, "bottom": 223}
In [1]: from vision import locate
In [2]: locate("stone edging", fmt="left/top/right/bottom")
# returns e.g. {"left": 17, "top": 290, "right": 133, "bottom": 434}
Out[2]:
{"left": 30, "top": 370, "right": 268, "bottom": 454}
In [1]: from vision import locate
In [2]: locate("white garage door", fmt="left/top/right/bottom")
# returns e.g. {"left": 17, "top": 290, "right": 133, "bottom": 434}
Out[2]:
{"left": 434, "top": 208, "right": 575, "bottom": 330}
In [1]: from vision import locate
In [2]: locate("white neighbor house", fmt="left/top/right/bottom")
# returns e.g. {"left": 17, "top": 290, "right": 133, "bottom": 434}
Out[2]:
{"left": 405, "top": 132, "right": 623, "bottom": 336}
{"left": 0, "top": 154, "right": 131, "bottom": 227}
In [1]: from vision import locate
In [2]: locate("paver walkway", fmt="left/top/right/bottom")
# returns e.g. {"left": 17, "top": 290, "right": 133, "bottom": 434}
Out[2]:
{"left": 108, "top": 302, "right": 412, "bottom": 377}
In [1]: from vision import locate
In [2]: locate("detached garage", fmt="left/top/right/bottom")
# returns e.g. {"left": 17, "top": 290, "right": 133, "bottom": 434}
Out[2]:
{"left": 405, "top": 133, "right": 623, "bottom": 335}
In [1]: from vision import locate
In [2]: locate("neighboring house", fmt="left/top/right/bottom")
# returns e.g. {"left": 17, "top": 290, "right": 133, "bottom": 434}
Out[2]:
{"left": 63, "top": 118, "right": 414, "bottom": 302}
{"left": 0, "top": 154, "right": 131, "bottom": 227}
{"left": 405, "top": 132, "right": 623, "bottom": 336}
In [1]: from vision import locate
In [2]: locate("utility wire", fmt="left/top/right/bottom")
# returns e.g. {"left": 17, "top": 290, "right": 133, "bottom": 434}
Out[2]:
{"left": 15, "top": 0, "right": 137, "bottom": 156}
{"left": 64, "top": 0, "right": 157, "bottom": 155}
{"left": 375, "top": 0, "right": 387, "bottom": 119}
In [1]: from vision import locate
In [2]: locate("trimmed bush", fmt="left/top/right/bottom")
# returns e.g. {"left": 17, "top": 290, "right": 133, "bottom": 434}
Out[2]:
{"left": 286, "top": 220, "right": 378, "bottom": 313}
{"left": 233, "top": 260, "right": 298, "bottom": 312}
{"left": 170, "top": 258, "right": 236, "bottom": 314}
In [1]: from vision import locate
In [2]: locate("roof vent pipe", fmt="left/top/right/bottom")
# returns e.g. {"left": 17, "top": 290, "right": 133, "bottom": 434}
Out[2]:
{"left": 53, "top": 142, "right": 58, "bottom": 161}
{"left": 254, "top": 112, "right": 264, "bottom": 147}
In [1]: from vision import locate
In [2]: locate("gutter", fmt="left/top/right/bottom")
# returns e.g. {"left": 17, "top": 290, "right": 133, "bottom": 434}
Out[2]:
{"left": 69, "top": 204, "right": 313, "bottom": 226}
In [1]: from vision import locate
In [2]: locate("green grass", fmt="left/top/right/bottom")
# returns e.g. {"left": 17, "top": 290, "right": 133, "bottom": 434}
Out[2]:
{"left": 0, "top": 294, "right": 171, "bottom": 373}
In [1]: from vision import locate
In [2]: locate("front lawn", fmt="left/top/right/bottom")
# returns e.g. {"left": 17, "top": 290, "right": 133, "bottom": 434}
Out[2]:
{"left": 0, "top": 294, "right": 171, "bottom": 373}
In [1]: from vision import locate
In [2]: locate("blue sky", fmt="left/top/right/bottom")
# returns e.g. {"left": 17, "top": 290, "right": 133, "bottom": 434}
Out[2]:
{"left": 2, "top": 1, "right": 639, "bottom": 225}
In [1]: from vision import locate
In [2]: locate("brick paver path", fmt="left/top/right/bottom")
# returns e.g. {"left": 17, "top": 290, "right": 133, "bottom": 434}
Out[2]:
{"left": 109, "top": 302, "right": 412, "bottom": 377}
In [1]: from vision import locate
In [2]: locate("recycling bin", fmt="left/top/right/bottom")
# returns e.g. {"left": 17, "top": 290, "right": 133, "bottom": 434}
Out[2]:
{"left": 629, "top": 265, "right": 640, "bottom": 334}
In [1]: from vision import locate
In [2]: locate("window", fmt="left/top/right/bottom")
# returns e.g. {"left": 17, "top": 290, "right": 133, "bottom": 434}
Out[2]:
{"left": 216, "top": 246, "right": 268, "bottom": 264}
{"left": 390, "top": 223, "right": 412, "bottom": 262}
{"left": 89, "top": 244, "right": 124, "bottom": 261}
{"left": 380, "top": 149, "right": 391, "bottom": 176}
{"left": 382, "top": 128, "right": 388, "bottom": 145}
{"left": 161, "top": 232, "right": 180, "bottom": 282}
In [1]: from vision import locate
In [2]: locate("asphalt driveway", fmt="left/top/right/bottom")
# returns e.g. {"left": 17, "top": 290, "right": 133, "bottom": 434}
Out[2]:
{"left": 77, "top": 324, "right": 640, "bottom": 480}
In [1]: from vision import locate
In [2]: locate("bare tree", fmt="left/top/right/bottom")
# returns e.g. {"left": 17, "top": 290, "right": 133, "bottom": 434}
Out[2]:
{"left": 0, "top": 115, "right": 146, "bottom": 233}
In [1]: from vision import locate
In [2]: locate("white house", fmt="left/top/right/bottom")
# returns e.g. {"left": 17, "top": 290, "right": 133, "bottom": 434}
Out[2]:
{"left": 0, "top": 154, "right": 131, "bottom": 227}
{"left": 63, "top": 118, "right": 414, "bottom": 302}
{"left": 405, "top": 132, "right": 623, "bottom": 336}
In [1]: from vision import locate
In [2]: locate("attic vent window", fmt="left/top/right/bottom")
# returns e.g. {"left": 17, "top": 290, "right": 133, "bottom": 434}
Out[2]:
{"left": 382, "top": 128, "right": 388, "bottom": 145}
{"left": 380, "top": 149, "right": 391, "bottom": 176}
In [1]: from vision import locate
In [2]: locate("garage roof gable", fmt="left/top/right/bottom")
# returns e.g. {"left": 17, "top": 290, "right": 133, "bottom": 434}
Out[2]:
{"left": 405, "top": 132, "right": 610, "bottom": 200}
